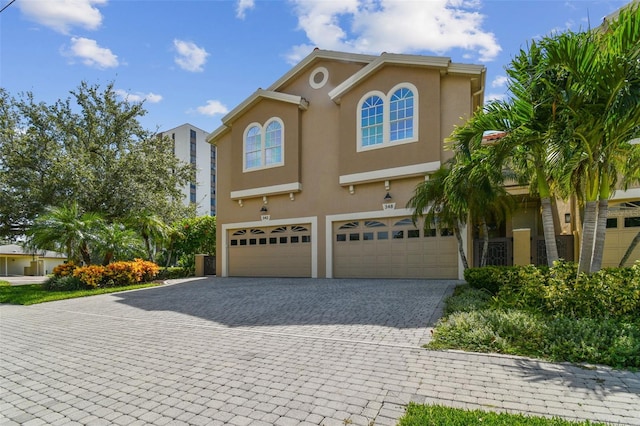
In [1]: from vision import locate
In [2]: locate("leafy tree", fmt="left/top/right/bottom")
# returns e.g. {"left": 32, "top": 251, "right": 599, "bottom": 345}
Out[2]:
{"left": 27, "top": 203, "right": 103, "bottom": 265}
{"left": 0, "top": 82, "right": 194, "bottom": 240}
{"left": 169, "top": 216, "right": 216, "bottom": 270}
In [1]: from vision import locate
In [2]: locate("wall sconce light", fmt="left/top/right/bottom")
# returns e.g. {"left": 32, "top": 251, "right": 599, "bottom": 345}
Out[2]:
{"left": 384, "top": 192, "right": 392, "bottom": 202}
{"left": 564, "top": 213, "right": 571, "bottom": 223}
{"left": 260, "top": 205, "right": 268, "bottom": 213}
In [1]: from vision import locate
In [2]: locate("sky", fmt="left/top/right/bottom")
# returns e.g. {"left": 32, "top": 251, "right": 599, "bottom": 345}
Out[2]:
{"left": 0, "top": 0, "right": 633, "bottom": 135}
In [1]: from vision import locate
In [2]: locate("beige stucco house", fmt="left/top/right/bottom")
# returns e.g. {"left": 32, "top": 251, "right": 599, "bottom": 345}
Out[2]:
{"left": 208, "top": 49, "right": 485, "bottom": 279}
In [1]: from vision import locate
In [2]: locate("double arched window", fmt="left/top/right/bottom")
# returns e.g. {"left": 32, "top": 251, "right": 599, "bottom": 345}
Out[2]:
{"left": 243, "top": 118, "right": 284, "bottom": 171}
{"left": 357, "top": 83, "right": 418, "bottom": 151}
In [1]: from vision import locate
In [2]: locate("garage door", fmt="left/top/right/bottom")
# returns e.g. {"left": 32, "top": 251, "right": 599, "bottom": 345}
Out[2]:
{"left": 602, "top": 213, "right": 640, "bottom": 267}
{"left": 333, "top": 217, "right": 458, "bottom": 279}
{"left": 228, "top": 224, "right": 312, "bottom": 277}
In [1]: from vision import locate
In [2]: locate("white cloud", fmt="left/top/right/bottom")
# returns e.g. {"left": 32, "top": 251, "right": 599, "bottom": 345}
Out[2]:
{"left": 491, "top": 75, "right": 508, "bottom": 88}
{"left": 18, "top": 0, "right": 107, "bottom": 34}
{"left": 287, "top": 0, "right": 501, "bottom": 62}
{"left": 173, "top": 39, "right": 209, "bottom": 72}
{"left": 485, "top": 92, "right": 507, "bottom": 103}
{"left": 236, "top": 0, "right": 255, "bottom": 19}
{"left": 65, "top": 37, "right": 118, "bottom": 68}
{"left": 115, "top": 89, "right": 163, "bottom": 104}
{"left": 195, "top": 100, "right": 229, "bottom": 116}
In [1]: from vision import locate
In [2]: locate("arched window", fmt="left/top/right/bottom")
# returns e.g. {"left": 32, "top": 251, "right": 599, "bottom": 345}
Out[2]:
{"left": 244, "top": 125, "right": 262, "bottom": 169}
{"left": 361, "top": 95, "right": 384, "bottom": 147}
{"left": 264, "top": 119, "right": 282, "bottom": 165}
{"left": 243, "top": 118, "right": 284, "bottom": 171}
{"left": 390, "top": 87, "right": 414, "bottom": 141}
{"left": 357, "top": 83, "right": 418, "bottom": 151}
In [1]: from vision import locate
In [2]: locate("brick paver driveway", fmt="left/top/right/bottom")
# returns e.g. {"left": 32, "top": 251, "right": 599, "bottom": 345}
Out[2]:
{"left": 1, "top": 277, "right": 639, "bottom": 426}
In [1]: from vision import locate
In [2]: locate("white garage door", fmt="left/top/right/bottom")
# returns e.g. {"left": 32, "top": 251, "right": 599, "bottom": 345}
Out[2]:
{"left": 333, "top": 217, "right": 458, "bottom": 279}
{"left": 228, "top": 224, "right": 312, "bottom": 277}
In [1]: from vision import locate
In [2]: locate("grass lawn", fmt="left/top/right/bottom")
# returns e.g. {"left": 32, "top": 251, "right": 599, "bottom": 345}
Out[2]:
{"left": 398, "top": 403, "right": 606, "bottom": 426}
{"left": 0, "top": 282, "right": 159, "bottom": 305}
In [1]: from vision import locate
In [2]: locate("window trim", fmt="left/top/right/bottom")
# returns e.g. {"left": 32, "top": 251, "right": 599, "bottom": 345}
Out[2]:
{"left": 356, "top": 82, "right": 419, "bottom": 152}
{"left": 243, "top": 117, "right": 285, "bottom": 172}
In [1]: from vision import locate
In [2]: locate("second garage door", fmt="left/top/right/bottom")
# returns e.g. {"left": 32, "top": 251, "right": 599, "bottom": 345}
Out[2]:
{"left": 333, "top": 217, "right": 458, "bottom": 279}
{"left": 228, "top": 224, "right": 312, "bottom": 277}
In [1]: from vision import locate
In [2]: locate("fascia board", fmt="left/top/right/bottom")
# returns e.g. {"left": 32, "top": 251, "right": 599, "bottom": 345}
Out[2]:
{"left": 220, "top": 89, "right": 305, "bottom": 126}
{"left": 267, "top": 49, "right": 376, "bottom": 92}
{"left": 329, "top": 53, "right": 451, "bottom": 103}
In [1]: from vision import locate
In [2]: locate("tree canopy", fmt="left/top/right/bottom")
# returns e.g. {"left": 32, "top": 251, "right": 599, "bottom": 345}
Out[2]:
{"left": 0, "top": 82, "right": 194, "bottom": 241}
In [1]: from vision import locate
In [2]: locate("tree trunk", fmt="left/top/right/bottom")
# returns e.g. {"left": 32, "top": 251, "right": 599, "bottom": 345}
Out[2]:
{"left": 578, "top": 201, "right": 598, "bottom": 274}
{"left": 540, "top": 197, "right": 559, "bottom": 266}
{"left": 480, "top": 219, "right": 489, "bottom": 267}
{"left": 102, "top": 251, "right": 113, "bottom": 266}
{"left": 619, "top": 231, "right": 640, "bottom": 267}
{"left": 79, "top": 242, "right": 92, "bottom": 266}
{"left": 453, "top": 226, "right": 469, "bottom": 270}
{"left": 590, "top": 199, "right": 608, "bottom": 272}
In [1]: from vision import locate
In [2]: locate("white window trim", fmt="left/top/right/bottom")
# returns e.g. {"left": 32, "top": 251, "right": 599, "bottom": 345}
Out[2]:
{"left": 243, "top": 117, "right": 285, "bottom": 172}
{"left": 356, "top": 82, "right": 419, "bottom": 152}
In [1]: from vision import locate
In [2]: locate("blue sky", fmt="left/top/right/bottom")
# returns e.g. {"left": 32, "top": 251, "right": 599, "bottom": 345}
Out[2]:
{"left": 0, "top": 0, "right": 632, "bottom": 134}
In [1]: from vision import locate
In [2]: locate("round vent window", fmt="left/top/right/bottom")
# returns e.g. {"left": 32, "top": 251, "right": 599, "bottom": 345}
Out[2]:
{"left": 309, "top": 66, "right": 328, "bottom": 89}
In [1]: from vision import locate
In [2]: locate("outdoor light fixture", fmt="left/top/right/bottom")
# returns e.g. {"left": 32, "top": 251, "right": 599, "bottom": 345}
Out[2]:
{"left": 260, "top": 205, "right": 268, "bottom": 213}
{"left": 565, "top": 213, "right": 571, "bottom": 223}
{"left": 384, "top": 192, "right": 392, "bottom": 202}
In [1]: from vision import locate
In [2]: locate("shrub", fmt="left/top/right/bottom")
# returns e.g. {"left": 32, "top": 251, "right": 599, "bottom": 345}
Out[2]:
{"left": 443, "top": 285, "right": 492, "bottom": 315}
{"left": 52, "top": 262, "right": 77, "bottom": 277}
{"left": 103, "top": 259, "right": 159, "bottom": 287}
{"left": 156, "top": 266, "right": 192, "bottom": 280}
{"left": 545, "top": 317, "right": 640, "bottom": 368}
{"left": 42, "top": 275, "right": 85, "bottom": 291}
{"left": 73, "top": 265, "right": 106, "bottom": 288}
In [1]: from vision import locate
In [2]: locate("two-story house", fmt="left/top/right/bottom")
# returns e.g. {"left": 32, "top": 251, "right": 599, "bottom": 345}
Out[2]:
{"left": 207, "top": 49, "right": 485, "bottom": 279}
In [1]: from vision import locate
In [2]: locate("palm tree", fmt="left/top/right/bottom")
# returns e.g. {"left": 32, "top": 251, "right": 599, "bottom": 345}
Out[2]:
{"left": 408, "top": 162, "right": 470, "bottom": 270}
{"left": 28, "top": 203, "right": 102, "bottom": 265}
{"left": 542, "top": 6, "right": 640, "bottom": 273}
{"left": 94, "top": 222, "right": 144, "bottom": 265}
{"left": 126, "top": 211, "right": 171, "bottom": 262}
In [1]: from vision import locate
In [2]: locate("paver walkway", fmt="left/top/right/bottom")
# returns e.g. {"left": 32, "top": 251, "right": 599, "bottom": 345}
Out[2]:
{"left": 1, "top": 277, "right": 639, "bottom": 426}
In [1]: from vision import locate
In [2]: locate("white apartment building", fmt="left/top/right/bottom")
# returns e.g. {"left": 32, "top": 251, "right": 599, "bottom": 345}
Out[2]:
{"left": 160, "top": 123, "right": 216, "bottom": 216}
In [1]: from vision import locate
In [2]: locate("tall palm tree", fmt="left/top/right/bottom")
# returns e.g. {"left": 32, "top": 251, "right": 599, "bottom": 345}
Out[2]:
{"left": 28, "top": 203, "right": 102, "bottom": 265}
{"left": 543, "top": 6, "right": 640, "bottom": 273}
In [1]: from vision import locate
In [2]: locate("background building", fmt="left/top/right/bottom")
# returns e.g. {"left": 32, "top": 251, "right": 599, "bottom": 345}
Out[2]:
{"left": 160, "top": 124, "right": 216, "bottom": 216}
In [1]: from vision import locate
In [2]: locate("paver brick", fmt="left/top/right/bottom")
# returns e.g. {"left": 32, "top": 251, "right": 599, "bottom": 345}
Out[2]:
{"left": 2, "top": 277, "right": 639, "bottom": 426}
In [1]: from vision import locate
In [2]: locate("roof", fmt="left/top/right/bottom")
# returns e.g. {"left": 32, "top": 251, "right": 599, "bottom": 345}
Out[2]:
{"left": 207, "top": 90, "right": 309, "bottom": 144}
{"left": 0, "top": 244, "right": 67, "bottom": 258}
{"left": 207, "top": 49, "right": 486, "bottom": 143}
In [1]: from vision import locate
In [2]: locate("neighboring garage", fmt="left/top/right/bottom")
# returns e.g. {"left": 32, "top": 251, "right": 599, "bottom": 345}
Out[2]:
{"left": 333, "top": 216, "right": 458, "bottom": 279}
{"left": 602, "top": 203, "right": 640, "bottom": 267}
{"left": 228, "top": 224, "right": 312, "bottom": 277}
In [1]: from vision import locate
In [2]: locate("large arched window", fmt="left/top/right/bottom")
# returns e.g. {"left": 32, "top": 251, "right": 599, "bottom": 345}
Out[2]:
{"left": 390, "top": 87, "right": 414, "bottom": 141}
{"left": 357, "top": 83, "right": 418, "bottom": 151}
{"left": 243, "top": 118, "right": 284, "bottom": 171}
{"left": 361, "top": 95, "right": 384, "bottom": 147}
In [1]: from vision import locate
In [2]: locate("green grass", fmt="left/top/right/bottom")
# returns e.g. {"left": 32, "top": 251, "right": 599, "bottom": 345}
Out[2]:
{"left": 398, "top": 403, "right": 605, "bottom": 426}
{"left": 0, "top": 282, "right": 160, "bottom": 305}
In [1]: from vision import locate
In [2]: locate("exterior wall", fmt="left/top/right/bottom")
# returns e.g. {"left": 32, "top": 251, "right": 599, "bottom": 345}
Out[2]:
{"left": 211, "top": 52, "right": 485, "bottom": 278}
{"left": 0, "top": 256, "right": 66, "bottom": 276}
{"left": 161, "top": 124, "right": 215, "bottom": 216}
